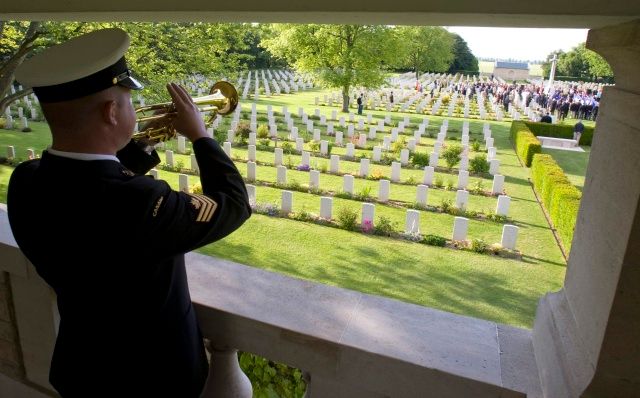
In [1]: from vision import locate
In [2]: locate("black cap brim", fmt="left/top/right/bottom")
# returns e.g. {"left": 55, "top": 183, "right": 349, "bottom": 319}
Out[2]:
{"left": 118, "top": 75, "right": 144, "bottom": 90}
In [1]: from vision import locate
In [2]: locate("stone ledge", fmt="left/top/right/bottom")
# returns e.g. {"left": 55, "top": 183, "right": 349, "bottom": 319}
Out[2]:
{"left": 188, "top": 252, "right": 540, "bottom": 396}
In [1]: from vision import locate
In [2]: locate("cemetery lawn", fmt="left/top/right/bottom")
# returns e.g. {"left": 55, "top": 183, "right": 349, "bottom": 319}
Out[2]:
{"left": 0, "top": 89, "right": 568, "bottom": 329}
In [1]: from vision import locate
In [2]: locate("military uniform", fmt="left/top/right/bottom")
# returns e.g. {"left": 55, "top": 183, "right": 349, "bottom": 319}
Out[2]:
{"left": 9, "top": 28, "right": 251, "bottom": 397}
{"left": 8, "top": 137, "right": 251, "bottom": 397}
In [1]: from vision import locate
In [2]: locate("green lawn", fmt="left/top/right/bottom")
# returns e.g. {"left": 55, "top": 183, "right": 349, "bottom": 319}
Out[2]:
{"left": 0, "top": 88, "right": 568, "bottom": 328}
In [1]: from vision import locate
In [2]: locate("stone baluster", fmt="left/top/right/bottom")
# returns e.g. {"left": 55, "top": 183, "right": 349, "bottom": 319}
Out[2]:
{"left": 200, "top": 344, "right": 252, "bottom": 398}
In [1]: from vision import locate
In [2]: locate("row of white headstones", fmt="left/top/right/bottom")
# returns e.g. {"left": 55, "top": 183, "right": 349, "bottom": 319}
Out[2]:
{"left": 4, "top": 92, "right": 40, "bottom": 129}
{"left": 149, "top": 169, "right": 518, "bottom": 250}
{"left": 166, "top": 103, "right": 503, "bottom": 176}
{"left": 157, "top": 150, "right": 511, "bottom": 217}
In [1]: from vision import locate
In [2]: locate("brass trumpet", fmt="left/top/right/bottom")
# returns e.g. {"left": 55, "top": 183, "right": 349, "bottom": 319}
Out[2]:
{"left": 132, "top": 80, "right": 238, "bottom": 143}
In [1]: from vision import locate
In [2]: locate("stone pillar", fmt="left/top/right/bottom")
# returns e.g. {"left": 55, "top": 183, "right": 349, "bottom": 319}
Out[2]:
{"left": 533, "top": 20, "right": 640, "bottom": 398}
{"left": 200, "top": 346, "right": 252, "bottom": 398}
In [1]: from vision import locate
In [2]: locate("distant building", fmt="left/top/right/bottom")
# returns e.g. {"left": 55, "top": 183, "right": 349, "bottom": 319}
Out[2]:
{"left": 493, "top": 61, "right": 530, "bottom": 81}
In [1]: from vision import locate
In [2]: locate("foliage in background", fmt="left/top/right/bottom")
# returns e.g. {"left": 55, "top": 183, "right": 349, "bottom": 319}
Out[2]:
{"left": 395, "top": 26, "right": 455, "bottom": 80}
{"left": 542, "top": 43, "right": 613, "bottom": 82}
{"left": 262, "top": 24, "right": 401, "bottom": 112}
{"left": 448, "top": 34, "right": 479, "bottom": 74}
{"left": 239, "top": 352, "right": 306, "bottom": 398}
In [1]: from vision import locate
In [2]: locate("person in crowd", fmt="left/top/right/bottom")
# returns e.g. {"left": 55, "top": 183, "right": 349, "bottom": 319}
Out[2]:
{"left": 573, "top": 119, "right": 585, "bottom": 146}
{"left": 8, "top": 28, "right": 251, "bottom": 397}
{"left": 540, "top": 111, "right": 553, "bottom": 123}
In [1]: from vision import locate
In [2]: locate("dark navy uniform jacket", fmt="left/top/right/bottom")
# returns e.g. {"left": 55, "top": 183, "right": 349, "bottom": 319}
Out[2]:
{"left": 7, "top": 137, "right": 251, "bottom": 397}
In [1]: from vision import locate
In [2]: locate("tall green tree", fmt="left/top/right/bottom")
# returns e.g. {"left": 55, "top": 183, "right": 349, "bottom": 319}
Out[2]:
{"left": 396, "top": 26, "right": 454, "bottom": 80}
{"left": 542, "top": 43, "right": 613, "bottom": 81}
{"left": 0, "top": 21, "right": 41, "bottom": 114}
{"left": 448, "top": 34, "right": 478, "bottom": 74}
{"left": 262, "top": 24, "right": 401, "bottom": 112}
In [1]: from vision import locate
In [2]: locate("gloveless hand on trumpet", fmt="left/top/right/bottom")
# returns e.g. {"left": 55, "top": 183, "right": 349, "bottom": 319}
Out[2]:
{"left": 133, "top": 80, "right": 238, "bottom": 146}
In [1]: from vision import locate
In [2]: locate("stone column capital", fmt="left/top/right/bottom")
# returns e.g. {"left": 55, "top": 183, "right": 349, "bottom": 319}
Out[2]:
{"left": 587, "top": 19, "right": 640, "bottom": 93}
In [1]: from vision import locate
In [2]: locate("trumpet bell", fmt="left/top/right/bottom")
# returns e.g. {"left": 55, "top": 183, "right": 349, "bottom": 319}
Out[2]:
{"left": 132, "top": 80, "right": 239, "bottom": 143}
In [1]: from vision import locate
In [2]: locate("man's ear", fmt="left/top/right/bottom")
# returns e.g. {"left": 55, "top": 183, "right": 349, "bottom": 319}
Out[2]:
{"left": 102, "top": 100, "right": 118, "bottom": 125}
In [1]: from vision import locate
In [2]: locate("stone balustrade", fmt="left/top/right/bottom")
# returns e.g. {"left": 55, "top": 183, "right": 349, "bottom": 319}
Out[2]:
{"left": 0, "top": 203, "right": 542, "bottom": 397}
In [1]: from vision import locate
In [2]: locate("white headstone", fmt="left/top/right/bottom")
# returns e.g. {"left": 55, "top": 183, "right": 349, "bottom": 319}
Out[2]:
{"left": 485, "top": 137, "right": 494, "bottom": 149}
{"left": 359, "top": 158, "right": 370, "bottom": 177}
{"left": 369, "top": 127, "right": 377, "bottom": 140}
{"left": 296, "top": 138, "right": 304, "bottom": 152}
{"left": 488, "top": 147, "right": 497, "bottom": 160}
{"left": 246, "top": 184, "right": 256, "bottom": 205}
{"left": 7, "top": 146, "right": 16, "bottom": 158}
{"left": 335, "top": 131, "right": 343, "bottom": 146}
{"left": 249, "top": 132, "right": 256, "bottom": 145}
{"left": 310, "top": 170, "right": 320, "bottom": 189}
{"left": 358, "top": 133, "right": 367, "bottom": 148}
{"left": 281, "top": 190, "right": 293, "bottom": 213}
{"left": 313, "top": 129, "right": 321, "bottom": 142}
{"left": 277, "top": 165, "right": 287, "bottom": 185}
{"left": 423, "top": 166, "right": 435, "bottom": 185}
{"left": 330, "top": 155, "right": 340, "bottom": 173}
{"left": 429, "top": 152, "right": 439, "bottom": 168}
{"left": 492, "top": 174, "right": 505, "bottom": 195}
{"left": 343, "top": 174, "right": 354, "bottom": 194}
{"left": 320, "top": 140, "right": 328, "bottom": 155}
{"left": 455, "top": 190, "right": 469, "bottom": 210}
{"left": 150, "top": 169, "right": 159, "bottom": 179}
{"left": 320, "top": 197, "right": 333, "bottom": 219}
{"left": 452, "top": 217, "right": 469, "bottom": 241}
{"left": 416, "top": 184, "right": 428, "bottom": 206}
{"left": 227, "top": 129, "right": 235, "bottom": 143}
{"left": 247, "top": 161, "right": 257, "bottom": 182}
{"left": 496, "top": 195, "right": 511, "bottom": 216}
{"left": 372, "top": 146, "right": 382, "bottom": 162}
{"left": 400, "top": 149, "right": 410, "bottom": 165}
{"left": 378, "top": 179, "right": 390, "bottom": 202}
{"left": 301, "top": 151, "right": 310, "bottom": 167}
{"left": 178, "top": 174, "right": 189, "bottom": 193}
{"left": 274, "top": 147, "right": 283, "bottom": 166}
{"left": 346, "top": 143, "right": 355, "bottom": 158}
{"left": 223, "top": 141, "right": 232, "bottom": 157}
{"left": 362, "top": 203, "right": 375, "bottom": 224}
{"left": 405, "top": 210, "right": 420, "bottom": 234}
{"left": 165, "top": 150, "right": 174, "bottom": 167}
{"left": 391, "top": 162, "right": 401, "bottom": 182}
{"left": 459, "top": 155, "right": 469, "bottom": 171}
{"left": 457, "top": 170, "right": 469, "bottom": 190}
{"left": 489, "top": 159, "right": 500, "bottom": 175}
{"left": 191, "top": 154, "right": 199, "bottom": 173}
{"left": 501, "top": 225, "right": 519, "bottom": 250}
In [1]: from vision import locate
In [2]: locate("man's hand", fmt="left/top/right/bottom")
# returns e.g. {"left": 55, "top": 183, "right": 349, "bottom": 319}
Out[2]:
{"left": 166, "top": 83, "right": 208, "bottom": 143}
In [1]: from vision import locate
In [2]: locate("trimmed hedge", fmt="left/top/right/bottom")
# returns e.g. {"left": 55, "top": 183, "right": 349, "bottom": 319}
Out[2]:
{"left": 510, "top": 121, "right": 542, "bottom": 167}
{"left": 531, "top": 154, "right": 582, "bottom": 253}
{"left": 525, "top": 121, "right": 595, "bottom": 146}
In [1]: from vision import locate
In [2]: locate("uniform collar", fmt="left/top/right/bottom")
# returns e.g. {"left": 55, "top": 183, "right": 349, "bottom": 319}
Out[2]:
{"left": 46, "top": 147, "right": 120, "bottom": 163}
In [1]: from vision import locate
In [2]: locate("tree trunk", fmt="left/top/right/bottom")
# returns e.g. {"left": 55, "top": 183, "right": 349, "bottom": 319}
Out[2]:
{"left": 0, "top": 22, "right": 41, "bottom": 115}
{"left": 342, "top": 86, "right": 350, "bottom": 113}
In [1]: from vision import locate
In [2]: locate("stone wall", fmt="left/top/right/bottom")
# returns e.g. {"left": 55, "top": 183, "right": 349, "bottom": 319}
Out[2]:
{"left": 0, "top": 271, "right": 24, "bottom": 380}
{"left": 494, "top": 68, "right": 529, "bottom": 81}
